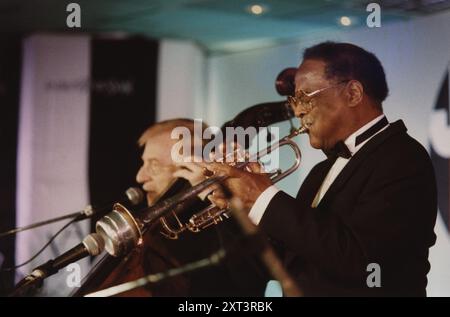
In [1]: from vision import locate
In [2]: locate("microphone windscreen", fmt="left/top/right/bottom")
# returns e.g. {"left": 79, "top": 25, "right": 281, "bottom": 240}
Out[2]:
{"left": 125, "top": 187, "right": 145, "bottom": 206}
{"left": 82, "top": 233, "right": 104, "bottom": 256}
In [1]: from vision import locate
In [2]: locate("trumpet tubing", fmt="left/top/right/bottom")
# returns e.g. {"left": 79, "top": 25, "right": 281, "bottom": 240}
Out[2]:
{"left": 158, "top": 125, "right": 308, "bottom": 239}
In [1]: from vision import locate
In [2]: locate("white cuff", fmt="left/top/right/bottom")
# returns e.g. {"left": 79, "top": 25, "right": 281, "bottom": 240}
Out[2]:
{"left": 248, "top": 185, "right": 280, "bottom": 225}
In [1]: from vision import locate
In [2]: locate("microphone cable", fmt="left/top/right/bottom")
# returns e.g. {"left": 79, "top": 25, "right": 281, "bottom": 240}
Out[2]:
{"left": 0, "top": 187, "right": 144, "bottom": 272}
{"left": 0, "top": 187, "right": 144, "bottom": 238}
{"left": 0, "top": 217, "right": 77, "bottom": 272}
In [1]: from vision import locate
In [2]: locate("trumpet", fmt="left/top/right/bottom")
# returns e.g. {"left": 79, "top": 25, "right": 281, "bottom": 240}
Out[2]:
{"left": 159, "top": 125, "right": 309, "bottom": 239}
{"left": 95, "top": 125, "right": 308, "bottom": 257}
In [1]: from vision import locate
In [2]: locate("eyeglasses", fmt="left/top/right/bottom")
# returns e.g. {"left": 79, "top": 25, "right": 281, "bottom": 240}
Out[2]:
{"left": 287, "top": 80, "right": 349, "bottom": 112}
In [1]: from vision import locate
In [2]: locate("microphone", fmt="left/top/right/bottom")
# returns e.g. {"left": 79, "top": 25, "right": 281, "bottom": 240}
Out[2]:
{"left": 79, "top": 187, "right": 145, "bottom": 220}
{"left": 95, "top": 177, "right": 216, "bottom": 257}
{"left": 0, "top": 187, "right": 145, "bottom": 238}
{"left": 10, "top": 233, "right": 104, "bottom": 296}
{"left": 124, "top": 187, "right": 145, "bottom": 205}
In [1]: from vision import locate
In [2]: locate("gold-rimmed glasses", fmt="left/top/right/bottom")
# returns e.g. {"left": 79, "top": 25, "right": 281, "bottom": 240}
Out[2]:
{"left": 287, "top": 80, "right": 349, "bottom": 112}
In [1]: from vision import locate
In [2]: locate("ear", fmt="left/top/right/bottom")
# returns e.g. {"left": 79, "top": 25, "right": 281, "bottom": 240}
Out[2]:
{"left": 345, "top": 80, "right": 364, "bottom": 107}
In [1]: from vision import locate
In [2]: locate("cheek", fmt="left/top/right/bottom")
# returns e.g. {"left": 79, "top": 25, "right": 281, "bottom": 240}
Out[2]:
{"left": 308, "top": 108, "right": 329, "bottom": 134}
{"left": 314, "top": 103, "right": 341, "bottom": 128}
{"left": 155, "top": 171, "right": 174, "bottom": 189}
{"left": 307, "top": 104, "right": 341, "bottom": 147}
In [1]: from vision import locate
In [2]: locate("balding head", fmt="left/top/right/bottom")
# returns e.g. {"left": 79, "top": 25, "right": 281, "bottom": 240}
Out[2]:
{"left": 136, "top": 118, "right": 208, "bottom": 205}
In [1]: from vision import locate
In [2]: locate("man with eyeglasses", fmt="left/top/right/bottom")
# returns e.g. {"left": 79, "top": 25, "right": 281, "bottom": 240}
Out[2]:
{"left": 200, "top": 42, "right": 438, "bottom": 296}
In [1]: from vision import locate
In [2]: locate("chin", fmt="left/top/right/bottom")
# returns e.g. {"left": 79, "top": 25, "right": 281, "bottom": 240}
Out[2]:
{"left": 308, "top": 135, "right": 322, "bottom": 149}
{"left": 146, "top": 194, "right": 156, "bottom": 206}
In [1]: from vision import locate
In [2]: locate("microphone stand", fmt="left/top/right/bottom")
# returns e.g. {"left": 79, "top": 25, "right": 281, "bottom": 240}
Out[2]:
{"left": 83, "top": 249, "right": 226, "bottom": 297}
{"left": 84, "top": 200, "right": 302, "bottom": 297}
{"left": 9, "top": 252, "right": 83, "bottom": 297}
{"left": 10, "top": 233, "right": 104, "bottom": 297}
{"left": 0, "top": 187, "right": 144, "bottom": 238}
{"left": 0, "top": 209, "right": 89, "bottom": 238}
{"left": 9, "top": 262, "right": 52, "bottom": 297}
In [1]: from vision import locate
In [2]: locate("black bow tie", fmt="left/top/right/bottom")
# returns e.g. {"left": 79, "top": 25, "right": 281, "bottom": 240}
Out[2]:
{"left": 324, "top": 116, "right": 389, "bottom": 160}
{"left": 324, "top": 141, "right": 352, "bottom": 159}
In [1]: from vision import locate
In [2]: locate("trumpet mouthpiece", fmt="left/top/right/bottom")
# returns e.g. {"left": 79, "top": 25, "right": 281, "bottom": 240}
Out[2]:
{"left": 288, "top": 125, "right": 308, "bottom": 138}
{"left": 298, "top": 126, "right": 309, "bottom": 134}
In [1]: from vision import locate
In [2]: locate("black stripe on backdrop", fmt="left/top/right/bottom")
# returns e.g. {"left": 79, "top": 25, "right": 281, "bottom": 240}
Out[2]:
{"left": 431, "top": 72, "right": 449, "bottom": 230}
{"left": 0, "top": 35, "right": 22, "bottom": 295}
{"left": 88, "top": 37, "right": 158, "bottom": 229}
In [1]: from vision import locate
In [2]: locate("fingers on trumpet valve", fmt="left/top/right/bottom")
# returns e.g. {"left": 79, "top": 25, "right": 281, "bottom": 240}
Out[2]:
{"left": 244, "top": 161, "right": 264, "bottom": 173}
{"left": 211, "top": 141, "right": 247, "bottom": 164}
{"left": 202, "top": 167, "right": 214, "bottom": 177}
{"left": 173, "top": 162, "right": 204, "bottom": 184}
{"left": 207, "top": 189, "right": 230, "bottom": 210}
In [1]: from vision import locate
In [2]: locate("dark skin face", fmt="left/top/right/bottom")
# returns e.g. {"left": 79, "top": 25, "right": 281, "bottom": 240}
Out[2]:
{"left": 294, "top": 59, "right": 353, "bottom": 150}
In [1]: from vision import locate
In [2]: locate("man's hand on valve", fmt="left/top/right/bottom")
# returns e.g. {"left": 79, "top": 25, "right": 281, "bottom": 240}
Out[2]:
{"left": 173, "top": 159, "right": 218, "bottom": 201}
{"left": 173, "top": 160, "right": 272, "bottom": 213}
{"left": 173, "top": 143, "right": 237, "bottom": 198}
{"left": 199, "top": 162, "right": 273, "bottom": 213}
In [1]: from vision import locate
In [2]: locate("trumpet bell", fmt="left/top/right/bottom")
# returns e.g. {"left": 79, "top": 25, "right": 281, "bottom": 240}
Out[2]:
{"left": 95, "top": 203, "right": 143, "bottom": 257}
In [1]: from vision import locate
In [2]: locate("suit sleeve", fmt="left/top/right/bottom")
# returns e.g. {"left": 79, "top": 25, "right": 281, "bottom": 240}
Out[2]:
{"left": 259, "top": 149, "right": 437, "bottom": 282}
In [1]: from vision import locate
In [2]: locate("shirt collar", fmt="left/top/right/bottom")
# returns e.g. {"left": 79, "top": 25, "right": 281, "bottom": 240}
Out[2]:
{"left": 344, "top": 114, "right": 388, "bottom": 155}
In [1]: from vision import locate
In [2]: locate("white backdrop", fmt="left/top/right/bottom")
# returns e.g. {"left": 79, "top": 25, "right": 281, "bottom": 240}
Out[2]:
{"left": 15, "top": 35, "right": 206, "bottom": 296}
{"left": 16, "top": 34, "right": 92, "bottom": 296}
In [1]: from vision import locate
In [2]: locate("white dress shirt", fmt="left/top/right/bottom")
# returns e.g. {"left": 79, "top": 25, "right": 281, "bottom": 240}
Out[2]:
{"left": 248, "top": 114, "right": 389, "bottom": 225}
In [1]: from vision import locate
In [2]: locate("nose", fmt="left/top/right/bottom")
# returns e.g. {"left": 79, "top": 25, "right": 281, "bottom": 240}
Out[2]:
{"left": 136, "top": 165, "right": 148, "bottom": 184}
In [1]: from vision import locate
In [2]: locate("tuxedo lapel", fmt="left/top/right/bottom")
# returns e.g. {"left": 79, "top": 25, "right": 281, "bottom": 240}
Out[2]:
{"left": 317, "top": 120, "right": 407, "bottom": 208}
{"left": 296, "top": 157, "right": 336, "bottom": 201}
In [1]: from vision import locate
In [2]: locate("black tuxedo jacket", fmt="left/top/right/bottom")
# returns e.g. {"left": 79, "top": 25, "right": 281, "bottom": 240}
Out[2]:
{"left": 259, "top": 120, "right": 437, "bottom": 296}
